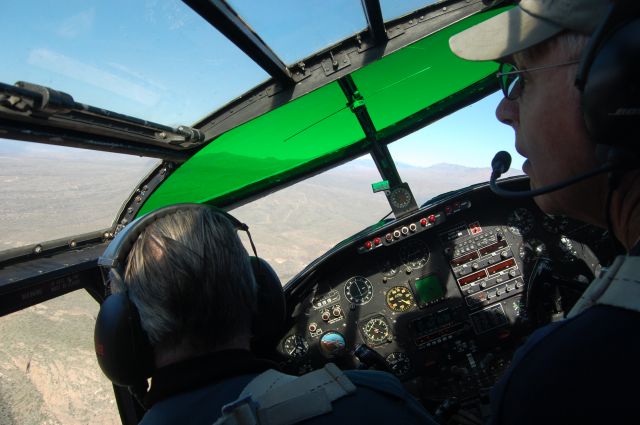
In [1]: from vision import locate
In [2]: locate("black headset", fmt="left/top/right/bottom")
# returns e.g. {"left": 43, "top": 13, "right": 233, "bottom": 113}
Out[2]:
{"left": 575, "top": 0, "right": 640, "bottom": 157}
{"left": 94, "top": 203, "right": 286, "bottom": 389}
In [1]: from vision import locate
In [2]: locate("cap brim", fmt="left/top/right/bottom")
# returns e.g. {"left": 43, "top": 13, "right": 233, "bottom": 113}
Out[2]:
{"left": 449, "top": 7, "right": 563, "bottom": 61}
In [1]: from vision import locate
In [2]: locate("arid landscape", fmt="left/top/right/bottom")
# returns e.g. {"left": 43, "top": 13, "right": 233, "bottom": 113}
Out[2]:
{"left": 0, "top": 291, "right": 119, "bottom": 425}
{"left": 0, "top": 142, "right": 521, "bottom": 424}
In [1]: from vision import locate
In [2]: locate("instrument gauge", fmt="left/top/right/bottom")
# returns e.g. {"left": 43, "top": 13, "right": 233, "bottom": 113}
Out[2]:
{"left": 400, "top": 239, "right": 429, "bottom": 270}
{"left": 344, "top": 276, "right": 374, "bottom": 305}
{"left": 361, "top": 316, "right": 390, "bottom": 345}
{"left": 319, "top": 332, "right": 347, "bottom": 358}
{"left": 542, "top": 215, "right": 570, "bottom": 234}
{"left": 386, "top": 352, "right": 412, "bottom": 377}
{"left": 519, "top": 239, "right": 548, "bottom": 263}
{"left": 389, "top": 187, "right": 412, "bottom": 209}
{"left": 507, "top": 208, "right": 535, "bottom": 236}
{"left": 282, "top": 335, "right": 309, "bottom": 359}
{"left": 386, "top": 286, "right": 415, "bottom": 312}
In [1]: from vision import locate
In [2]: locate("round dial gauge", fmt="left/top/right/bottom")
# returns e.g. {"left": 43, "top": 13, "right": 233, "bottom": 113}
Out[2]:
{"left": 282, "top": 335, "right": 309, "bottom": 358}
{"left": 386, "top": 286, "right": 415, "bottom": 312}
{"left": 386, "top": 352, "right": 412, "bottom": 377}
{"left": 542, "top": 215, "right": 570, "bottom": 234}
{"left": 344, "top": 276, "right": 374, "bottom": 305}
{"left": 400, "top": 239, "right": 429, "bottom": 270}
{"left": 390, "top": 187, "right": 412, "bottom": 209}
{"left": 362, "top": 316, "right": 390, "bottom": 345}
{"left": 519, "top": 239, "right": 548, "bottom": 263}
{"left": 507, "top": 208, "right": 535, "bottom": 236}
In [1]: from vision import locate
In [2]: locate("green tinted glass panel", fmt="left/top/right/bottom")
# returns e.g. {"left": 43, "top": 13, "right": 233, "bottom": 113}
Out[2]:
{"left": 351, "top": 9, "right": 504, "bottom": 130}
{"left": 140, "top": 82, "right": 363, "bottom": 214}
{"left": 141, "top": 7, "right": 507, "bottom": 214}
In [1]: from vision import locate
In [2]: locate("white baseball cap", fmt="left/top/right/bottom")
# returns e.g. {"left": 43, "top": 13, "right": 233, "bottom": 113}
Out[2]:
{"left": 449, "top": 0, "right": 611, "bottom": 61}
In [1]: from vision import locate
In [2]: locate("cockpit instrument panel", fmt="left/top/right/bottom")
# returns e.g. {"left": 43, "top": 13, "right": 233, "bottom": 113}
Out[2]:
{"left": 278, "top": 179, "right": 615, "bottom": 420}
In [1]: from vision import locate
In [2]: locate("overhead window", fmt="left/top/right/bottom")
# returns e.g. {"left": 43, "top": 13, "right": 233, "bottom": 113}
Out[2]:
{"left": 2, "top": 0, "right": 268, "bottom": 127}
{"left": 227, "top": 0, "right": 367, "bottom": 65}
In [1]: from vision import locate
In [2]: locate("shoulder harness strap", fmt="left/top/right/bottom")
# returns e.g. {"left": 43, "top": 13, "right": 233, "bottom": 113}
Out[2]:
{"left": 568, "top": 255, "right": 640, "bottom": 318}
{"left": 213, "top": 362, "right": 356, "bottom": 425}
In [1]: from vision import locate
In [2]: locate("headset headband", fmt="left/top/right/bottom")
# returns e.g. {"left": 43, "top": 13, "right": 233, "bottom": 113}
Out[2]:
{"left": 99, "top": 203, "right": 252, "bottom": 277}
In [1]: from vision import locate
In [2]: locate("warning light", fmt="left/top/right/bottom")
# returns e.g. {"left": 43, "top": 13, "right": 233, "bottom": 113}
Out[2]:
{"left": 364, "top": 241, "right": 372, "bottom": 250}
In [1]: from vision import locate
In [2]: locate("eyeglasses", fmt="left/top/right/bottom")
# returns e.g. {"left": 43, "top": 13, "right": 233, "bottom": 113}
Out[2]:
{"left": 497, "top": 60, "right": 581, "bottom": 100}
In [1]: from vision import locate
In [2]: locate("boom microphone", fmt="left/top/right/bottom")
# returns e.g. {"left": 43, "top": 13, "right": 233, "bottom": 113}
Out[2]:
{"left": 489, "top": 151, "right": 614, "bottom": 199}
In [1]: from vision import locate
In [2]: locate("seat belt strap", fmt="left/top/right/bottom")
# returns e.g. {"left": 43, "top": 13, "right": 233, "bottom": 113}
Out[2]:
{"left": 214, "top": 363, "right": 356, "bottom": 425}
{"left": 568, "top": 255, "right": 640, "bottom": 317}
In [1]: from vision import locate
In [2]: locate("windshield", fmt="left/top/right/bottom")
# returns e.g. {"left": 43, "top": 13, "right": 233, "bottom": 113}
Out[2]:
{"left": 232, "top": 92, "right": 524, "bottom": 283}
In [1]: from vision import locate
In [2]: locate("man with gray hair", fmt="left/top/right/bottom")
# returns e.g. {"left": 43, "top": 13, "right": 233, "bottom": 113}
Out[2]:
{"left": 97, "top": 205, "right": 438, "bottom": 425}
{"left": 449, "top": 0, "right": 639, "bottom": 424}
{"left": 111, "top": 207, "right": 259, "bottom": 369}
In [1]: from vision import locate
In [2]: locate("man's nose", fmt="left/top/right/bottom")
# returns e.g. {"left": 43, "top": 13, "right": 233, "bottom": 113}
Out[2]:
{"left": 495, "top": 96, "right": 519, "bottom": 127}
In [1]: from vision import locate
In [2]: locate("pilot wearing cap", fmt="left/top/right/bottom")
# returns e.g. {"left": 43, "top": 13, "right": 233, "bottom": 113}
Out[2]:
{"left": 449, "top": 0, "right": 639, "bottom": 424}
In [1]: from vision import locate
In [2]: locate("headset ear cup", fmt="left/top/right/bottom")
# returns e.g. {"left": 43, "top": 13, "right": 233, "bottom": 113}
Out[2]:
{"left": 94, "top": 293, "right": 155, "bottom": 387}
{"left": 581, "top": 18, "right": 640, "bottom": 152}
{"left": 249, "top": 257, "right": 286, "bottom": 354}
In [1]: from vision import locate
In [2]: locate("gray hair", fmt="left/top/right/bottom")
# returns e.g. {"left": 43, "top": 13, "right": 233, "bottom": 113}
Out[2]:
{"left": 111, "top": 207, "right": 257, "bottom": 353}
{"left": 514, "top": 30, "right": 590, "bottom": 86}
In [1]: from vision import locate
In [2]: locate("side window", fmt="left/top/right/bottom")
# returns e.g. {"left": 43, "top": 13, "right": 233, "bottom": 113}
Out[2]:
{"left": 0, "top": 290, "right": 119, "bottom": 424}
{"left": 0, "top": 140, "right": 157, "bottom": 253}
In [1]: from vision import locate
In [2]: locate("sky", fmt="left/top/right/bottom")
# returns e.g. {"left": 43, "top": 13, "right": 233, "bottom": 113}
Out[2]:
{"left": 0, "top": 0, "right": 525, "bottom": 171}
